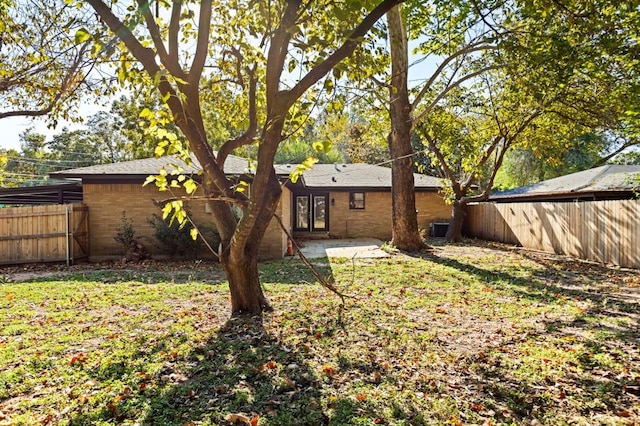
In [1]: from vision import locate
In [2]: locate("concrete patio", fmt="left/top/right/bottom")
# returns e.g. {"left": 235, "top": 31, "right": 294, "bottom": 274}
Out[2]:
{"left": 295, "top": 238, "right": 390, "bottom": 259}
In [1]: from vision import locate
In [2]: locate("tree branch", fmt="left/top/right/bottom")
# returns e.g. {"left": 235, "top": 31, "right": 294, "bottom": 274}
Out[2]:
{"left": 412, "top": 64, "right": 502, "bottom": 128}
{"left": 189, "top": 0, "right": 212, "bottom": 85}
{"left": 137, "top": 0, "right": 180, "bottom": 77}
{"left": 265, "top": 0, "right": 300, "bottom": 103}
{"left": 273, "top": 213, "right": 350, "bottom": 305}
{"left": 168, "top": 0, "right": 181, "bottom": 68}
{"left": 289, "top": 0, "right": 404, "bottom": 103}
{"left": 217, "top": 66, "right": 258, "bottom": 167}
{"left": 412, "top": 42, "right": 496, "bottom": 109}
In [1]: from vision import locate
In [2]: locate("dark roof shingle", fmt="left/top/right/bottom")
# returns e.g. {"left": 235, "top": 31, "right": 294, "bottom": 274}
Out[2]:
{"left": 491, "top": 165, "right": 640, "bottom": 201}
{"left": 51, "top": 153, "right": 252, "bottom": 178}
{"left": 52, "top": 155, "right": 442, "bottom": 189}
{"left": 276, "top": 163, "right": 441, "bottom": 189}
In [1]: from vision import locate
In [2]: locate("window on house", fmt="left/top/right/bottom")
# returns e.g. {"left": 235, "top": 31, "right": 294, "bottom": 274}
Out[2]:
{"left": 349, "top": 192, "right": 365, "bottom": 209}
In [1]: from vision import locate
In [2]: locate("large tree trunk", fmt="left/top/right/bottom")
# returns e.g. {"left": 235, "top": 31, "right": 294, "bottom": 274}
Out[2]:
{"left": 223, "top": 250, "right": 272, "bottom": 314}
{"left": 387, "top": 6, "right": 427, "bottom": 252}
{"left": 445, "top": 198, "right": 468, "bottom": 242}
{"left": 219, "top": 119, "right": 284, "bottom": 314}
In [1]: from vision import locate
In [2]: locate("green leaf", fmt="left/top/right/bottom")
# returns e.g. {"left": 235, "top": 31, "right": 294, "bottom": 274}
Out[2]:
{"left": 190, "top": 228, "right": 198, "bottom": 241}
{"left": 74, "top": 28, "right": 91, "bottom": 44}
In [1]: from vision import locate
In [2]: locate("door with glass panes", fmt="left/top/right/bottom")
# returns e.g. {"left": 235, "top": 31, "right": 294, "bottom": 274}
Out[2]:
{"left": 294, "top": 193, "right": 328, "bottom": 232}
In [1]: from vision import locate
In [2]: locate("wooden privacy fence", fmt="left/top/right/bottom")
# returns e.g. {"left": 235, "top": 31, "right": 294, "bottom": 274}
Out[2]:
{"left": 465, "top": 199, "right": 640, "bottom": 269}
{"left": 0, "top": 204, "right": 89, "bottom": 265}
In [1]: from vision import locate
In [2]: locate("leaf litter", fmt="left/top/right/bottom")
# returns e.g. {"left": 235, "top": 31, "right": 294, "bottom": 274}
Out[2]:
{"left": 0, "top": 241, "right": 638, "bottom": 425}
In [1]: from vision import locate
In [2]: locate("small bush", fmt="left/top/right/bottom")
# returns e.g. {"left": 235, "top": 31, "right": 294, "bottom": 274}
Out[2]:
{"left": 148, "top": 212, "right": 220, "bottom": 259}
{"left": 114, "top": 211, "right": 136, "bottom": 248}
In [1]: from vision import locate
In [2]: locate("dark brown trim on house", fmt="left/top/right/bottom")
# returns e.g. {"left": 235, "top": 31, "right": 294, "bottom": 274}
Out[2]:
{"left": 489, "top": 190, "right": 638, "bottom": 203}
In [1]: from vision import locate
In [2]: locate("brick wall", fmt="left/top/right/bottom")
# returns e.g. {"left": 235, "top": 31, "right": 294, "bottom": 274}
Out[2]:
{"left": 415, "top": 192, "right": 452, "bottom": 230}
{"left": 83, "top": 183, "right": 288, "bottom": 261}
{"left": 258, "top": 187, "right": 290, "bottom": 259}
{"left": 326, "top": 190, "right": 451, "bottom": 240}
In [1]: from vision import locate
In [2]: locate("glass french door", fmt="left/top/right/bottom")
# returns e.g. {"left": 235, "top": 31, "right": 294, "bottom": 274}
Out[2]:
{"left": 295, "top": 193, "right": 327, "bottom": 232}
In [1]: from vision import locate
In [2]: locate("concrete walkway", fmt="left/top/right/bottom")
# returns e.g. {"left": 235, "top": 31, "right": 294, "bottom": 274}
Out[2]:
{"left": 296, "top": 238, "right": 390, "bottom": 259}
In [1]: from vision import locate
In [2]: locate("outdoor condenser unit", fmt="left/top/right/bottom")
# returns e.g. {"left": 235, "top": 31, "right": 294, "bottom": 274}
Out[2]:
{"left": 431, "top": 222, "right": 449, "bottom": 238}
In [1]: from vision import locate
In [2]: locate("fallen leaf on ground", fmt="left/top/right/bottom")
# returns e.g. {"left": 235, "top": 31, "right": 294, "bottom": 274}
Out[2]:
{"left": 224, "top": 413, "right": 251, "bottom": 425}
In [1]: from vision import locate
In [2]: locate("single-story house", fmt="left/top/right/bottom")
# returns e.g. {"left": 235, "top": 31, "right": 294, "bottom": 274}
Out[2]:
{"left": 489, "top": 165, "right": 640, "bottom": 202}
{"left": 50, "top": 154, "right": 451, "bottom": 261}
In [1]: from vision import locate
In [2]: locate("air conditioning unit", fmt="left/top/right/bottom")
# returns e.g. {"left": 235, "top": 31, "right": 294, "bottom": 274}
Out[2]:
{"left": 431, "top": 222, "right": 449, "bottom": 238}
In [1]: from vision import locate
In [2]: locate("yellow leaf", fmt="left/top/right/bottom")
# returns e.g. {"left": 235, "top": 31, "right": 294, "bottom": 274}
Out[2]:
{"left": 184, "top": 179, "right": 198, "bottom": 194}
{"left": 143, "top": 175, "right": 156, "bottom": 186}
{"left": 162, "top": 203, "right": 172, "bottom": 220}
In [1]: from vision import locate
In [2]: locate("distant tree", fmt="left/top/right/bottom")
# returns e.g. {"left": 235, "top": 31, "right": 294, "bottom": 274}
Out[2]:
{"left": 275, "top": 137, "right": 344, "bottom": 165}
{"left": 1, "top": 129, "right": 52, "bottom": 186}
{"left": 313, "top": 111, "right": 390, "bottom": 165}
{"left": 611, "top": 151, "right": 640, "bottom": 165}
{"left": 47, "top": 127, "right": 102, "bottom": 167}
{"left": 495, "top": 132, "right": 613, "bottom": 189}
{"left": 110, "top": 95, "right": 185, "bottom": 159}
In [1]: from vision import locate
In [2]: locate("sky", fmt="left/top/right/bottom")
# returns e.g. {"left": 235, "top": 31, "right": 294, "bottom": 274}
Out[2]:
{"left": 1, "top": 116, "right": 58, "bottom": 151}
{"left": 0, "top": 104, "right": 104, "bottom": 152}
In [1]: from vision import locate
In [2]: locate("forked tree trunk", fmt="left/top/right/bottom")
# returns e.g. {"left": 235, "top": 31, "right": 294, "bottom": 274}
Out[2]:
{"left": 445, "top": 199, "right": 468, "bottom": 242}
{"left": 223, "top": 251, "right": 271, "bottom": 314}
{"left": 387, "top": 5, "right": 427, "bottom": 252}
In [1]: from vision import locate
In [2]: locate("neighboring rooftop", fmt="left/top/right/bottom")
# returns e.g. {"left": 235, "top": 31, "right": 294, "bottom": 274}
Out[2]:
{"left": 0, "top": 182, "right": 83, "bottom": 205}
{"left": 491, "top": 165, "right": 640, "bottom": 202}
{"left": 52, "top": 154, "right": 443, "bottom": 190}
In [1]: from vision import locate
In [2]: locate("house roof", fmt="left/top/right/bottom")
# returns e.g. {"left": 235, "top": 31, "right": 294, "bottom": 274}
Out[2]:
{"left": 490, "top": 165, "right": 640, "bottom": 202}
{"left": 51, "top": 153, "right": 252, "bottom": 179}
{"left": 51, "top": 154, "right": 443, "bottom": 190}
{"left": 276, "top": 163, "right": 442, "bottom": 189}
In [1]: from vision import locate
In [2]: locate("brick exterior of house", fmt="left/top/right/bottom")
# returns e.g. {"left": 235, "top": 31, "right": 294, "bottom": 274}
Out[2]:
{"left": 53, "top": 156, "right": 450, "bottom": 261}
{"left": 83, "top": 183, "right": 289, "bottom": 261}
{"left": 323, "top": 191, "right": 450, "bottom": 239}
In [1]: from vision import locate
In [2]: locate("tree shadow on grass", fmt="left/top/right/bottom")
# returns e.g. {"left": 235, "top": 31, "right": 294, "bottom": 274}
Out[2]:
{"left": 259, "top": 258, "right": 334, "bottom": 286}
{"left": 413, "top": 248, "right": 639, "bottom": 423}
{"left": 68, "top": 315, "right": 329, "bottom": 425}
{"left": 420, "top": 244, "right": 639, "bottom": 314}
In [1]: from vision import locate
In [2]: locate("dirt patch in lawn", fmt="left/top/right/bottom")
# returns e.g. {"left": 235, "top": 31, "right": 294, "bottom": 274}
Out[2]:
{"left": 0, "top": 259, "right": 226, "bottom": 284}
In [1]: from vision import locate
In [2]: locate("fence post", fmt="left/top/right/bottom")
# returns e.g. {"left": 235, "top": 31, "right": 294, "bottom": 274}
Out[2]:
{"left": 65, "top": 205, "right": 70, "bottom": 267}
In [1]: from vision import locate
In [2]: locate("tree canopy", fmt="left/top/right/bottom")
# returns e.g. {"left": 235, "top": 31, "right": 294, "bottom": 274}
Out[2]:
{"left": 0, "top": 0, "right": 96, "bottom": 122}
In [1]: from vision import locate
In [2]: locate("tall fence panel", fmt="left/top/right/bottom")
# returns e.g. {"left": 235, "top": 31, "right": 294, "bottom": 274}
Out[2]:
{"left": 465, "top": 200, "right": 640, "bottom": 269}
{"left": 0, "top": 204, "right": 89, "bottom": 265}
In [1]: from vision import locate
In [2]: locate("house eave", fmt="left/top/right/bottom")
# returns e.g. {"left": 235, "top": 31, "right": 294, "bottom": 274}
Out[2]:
{"left": 488, "top": 190, "right": 637, "bottom": 203}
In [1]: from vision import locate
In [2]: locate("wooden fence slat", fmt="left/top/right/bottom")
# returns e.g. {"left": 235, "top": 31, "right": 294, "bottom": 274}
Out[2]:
{"left": 0, "top": 203, "right": 89, "bottom": 265}
{"left": 466, "top": 199, "right": 640, "bottom": 269}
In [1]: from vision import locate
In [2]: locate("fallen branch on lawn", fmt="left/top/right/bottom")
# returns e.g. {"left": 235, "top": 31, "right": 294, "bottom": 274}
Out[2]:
{"left": 273, "top": 213, "right": 351, "bottom": 305}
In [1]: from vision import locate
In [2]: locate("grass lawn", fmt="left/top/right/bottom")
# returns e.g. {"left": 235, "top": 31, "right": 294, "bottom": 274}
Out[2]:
{"left": 0, "top": 241, "right": 638, "bottom": 425}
